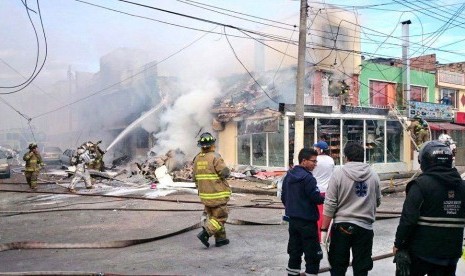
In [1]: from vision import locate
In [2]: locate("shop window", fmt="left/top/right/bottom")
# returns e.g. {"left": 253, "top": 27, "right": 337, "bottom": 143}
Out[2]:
{"left": 238, "top": 135, "right": 251, "bottom": 165}
{"left": 342, "top": 120, "right": 363, "bottom": 164}
{"left": 237, "top": 132, "right": 284, "bottom": 167}
{"left": 440, "top": 88, "right": 457, "bottom": 108}
{"left": 304, "top": 118, "right": 315, "bottom": 148}
{"left": 410, "top": 85, "right": 427, "bottom": 102}
{"left": 317, "top": 118, "right": 341, "bottom": 165}
{"left": 366, "top": 120, "right": 385, "bottom": 163}
{"left": 288, "top": 117, "right": 315, "bottom": 166}
{"left": 386, "top": 121, "right": 402, "bottom": 162}
{"left": 369, "top": 80, "right": 396, "bottom": 107}
{"left": 252, "top": 134, "right": 266, "bottom": 166}
{"left": 268, "top": 132, "right": 284, "bottom": 167}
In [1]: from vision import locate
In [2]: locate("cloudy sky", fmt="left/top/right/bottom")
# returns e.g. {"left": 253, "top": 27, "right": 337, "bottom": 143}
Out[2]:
{"left": 1, "top": 0, "right": 465, "bottom": 139}
{"left": 2, "top": 0, "right": 464, "bottom": 81}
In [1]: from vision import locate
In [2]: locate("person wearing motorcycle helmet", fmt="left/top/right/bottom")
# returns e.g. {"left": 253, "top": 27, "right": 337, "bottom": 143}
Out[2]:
{"left": 393, "top": 140, "right": 465, "bottom": 276}
{"left": 23, "top": 143, "right": 43, "bottom": 190}
{"left": 193, "top": 132, "right": 231, "bottom": 248}
{"left": 438, "top": 130, "right": 457, "bottom": 157}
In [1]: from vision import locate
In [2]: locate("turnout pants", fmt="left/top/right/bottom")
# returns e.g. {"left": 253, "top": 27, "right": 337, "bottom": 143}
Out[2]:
{"left": 328, "top": 222, "right": 374, "bottom": 276}
{"left": 204, "top": 204, "right": 228, "bottom": 240}
{"left": 69, "top": 165, "right": 92, "bottom": 189}
{"left": 25, "top": 171, "right": 39, "bottom": 188}
{"left": 286, "top": 217, "right": 322, "bottom": 275}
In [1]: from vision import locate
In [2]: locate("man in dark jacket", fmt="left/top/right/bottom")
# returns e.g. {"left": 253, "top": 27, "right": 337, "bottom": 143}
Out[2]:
{"left": 281, "top": 148, "right": 324, "bottom": 276}
{"left": 394, "top": 140, "right": 465, "bottom": 276}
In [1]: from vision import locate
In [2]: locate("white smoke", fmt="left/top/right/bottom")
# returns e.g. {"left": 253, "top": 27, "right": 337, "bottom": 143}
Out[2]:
{"left": 148, "top": 77, "right": 222, "bottom": 159}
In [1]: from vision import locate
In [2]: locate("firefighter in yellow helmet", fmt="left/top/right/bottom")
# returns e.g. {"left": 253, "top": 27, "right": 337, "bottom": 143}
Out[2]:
{"left": 193, "top": 132, "right": 231, "bottom": 248}
{"left": 23, "top": 143, "right": 43, "bottom": 190}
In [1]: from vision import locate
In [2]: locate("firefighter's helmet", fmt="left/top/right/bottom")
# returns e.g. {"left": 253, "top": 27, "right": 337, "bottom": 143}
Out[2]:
{"left": 197, "top": 132, "right": 216, "bottom": 147}
{"left": 418, "top": 140, "right": 453, "bottom": 171}
{"left": 28, "top": 143, "right": 37, "bottom": 150}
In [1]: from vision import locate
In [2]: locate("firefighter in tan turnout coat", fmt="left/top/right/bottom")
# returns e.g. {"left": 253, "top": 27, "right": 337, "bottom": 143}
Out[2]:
{"left": 23, "top": 143, "right": 43, "bottom": 190}
{"left": 193, "top": 132, "right": 231, "bottom": 248}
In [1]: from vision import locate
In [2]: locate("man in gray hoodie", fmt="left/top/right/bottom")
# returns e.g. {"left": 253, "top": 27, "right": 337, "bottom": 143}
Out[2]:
{"left": 320, "top": 142, "right": 381, "bottom": 276}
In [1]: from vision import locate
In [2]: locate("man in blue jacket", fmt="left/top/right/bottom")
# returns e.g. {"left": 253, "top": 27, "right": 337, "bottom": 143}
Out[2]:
{"left": 281, "top": 148, "right": 325, "bottom": 276}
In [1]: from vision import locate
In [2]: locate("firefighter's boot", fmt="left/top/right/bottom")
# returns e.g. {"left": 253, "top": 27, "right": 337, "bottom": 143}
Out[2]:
{"left": 215, "top": 238, "right": 230, "bottom": 247}
{"left": 197, "top": 228, "right": 210, "bottom": 248}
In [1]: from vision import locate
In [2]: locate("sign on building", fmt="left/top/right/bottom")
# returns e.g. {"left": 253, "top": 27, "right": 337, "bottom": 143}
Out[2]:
{"left": 409, "top": 101, "right": 454, "bottom": 121}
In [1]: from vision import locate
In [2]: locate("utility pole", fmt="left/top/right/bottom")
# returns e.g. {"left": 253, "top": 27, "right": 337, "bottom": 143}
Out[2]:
{"left": 293, "top": 0, "right": 308, "bottom": 165}
{"left": 401, "top": 20, "right": 411, "bottom": 114}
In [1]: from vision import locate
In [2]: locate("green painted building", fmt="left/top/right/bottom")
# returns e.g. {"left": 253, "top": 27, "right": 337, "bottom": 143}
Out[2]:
{"left": 359, "top": 61, "right": 436, "bottom": 108}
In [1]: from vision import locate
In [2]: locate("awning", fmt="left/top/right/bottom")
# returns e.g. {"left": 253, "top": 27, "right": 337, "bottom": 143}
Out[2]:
{"left": 428, "top": 122, "right": 465, "bottom": 131}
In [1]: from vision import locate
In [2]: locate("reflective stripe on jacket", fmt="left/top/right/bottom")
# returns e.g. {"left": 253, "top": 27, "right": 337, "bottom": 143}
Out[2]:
{"left": 193, "top": 150, "right": 231, "bottom": 207}
{"left": 395, "top": 168, "right": 465, "bottom": 259}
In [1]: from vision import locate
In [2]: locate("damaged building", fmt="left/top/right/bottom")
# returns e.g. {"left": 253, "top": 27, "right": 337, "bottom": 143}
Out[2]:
{"left": 211, "top": 4, "right": 417, "bottom": 174}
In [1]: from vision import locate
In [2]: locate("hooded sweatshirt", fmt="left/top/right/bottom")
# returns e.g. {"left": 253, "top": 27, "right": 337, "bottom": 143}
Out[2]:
{"left": 323, "top": 162, "right": 381, "bottom": 230}
{"left": 395, "top": 166, "right": 465, "bottom": 260}
{"left": 281, "top": 165, "right": 324, "bottom": 221}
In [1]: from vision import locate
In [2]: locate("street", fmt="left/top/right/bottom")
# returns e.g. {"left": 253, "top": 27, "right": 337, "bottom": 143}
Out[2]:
{"left": 1, "top": 167, "right": 464, "bottom": 275}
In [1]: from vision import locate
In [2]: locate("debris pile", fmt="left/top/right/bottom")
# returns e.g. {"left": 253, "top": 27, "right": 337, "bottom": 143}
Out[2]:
{"left": 126, "top": 151, "right": 287, "bottom": 187}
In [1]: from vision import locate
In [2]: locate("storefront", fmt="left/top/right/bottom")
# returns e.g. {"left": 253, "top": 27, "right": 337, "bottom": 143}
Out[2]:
{"left": 233, "top": 107, "right": 406, "bottom": 173}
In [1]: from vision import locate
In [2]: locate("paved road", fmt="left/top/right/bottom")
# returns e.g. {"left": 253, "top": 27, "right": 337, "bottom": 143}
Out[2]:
{"left": 1, "top": 170, "right": 464, "bottom": 275}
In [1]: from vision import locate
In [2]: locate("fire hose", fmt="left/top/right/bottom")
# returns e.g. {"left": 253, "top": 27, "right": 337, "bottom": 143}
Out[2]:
{"left": 0, "top": 221, "right": 202, "bottom": 252}
{"left": 0, "top": 197, "right": 400, "bottom": 275}
{"left": 0, "top": 216, "right": 286, "bottom": 253}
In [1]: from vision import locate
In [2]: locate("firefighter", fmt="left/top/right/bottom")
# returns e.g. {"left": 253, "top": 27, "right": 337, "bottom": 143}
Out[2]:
{"left": 407, "top": 115, "right": 429, "bottom": 147}
{"left": 68, "top": 148, "right": 94, "bottom": 193}
{"left": 393, "top": 141, "right": 465, "bottom": 275}
{"left": 193, "top": 132, "right": 231, "bottom": 248}
{"left": 23, "top": 143, "right": 43, "bottom": 190}
{"left": 87, "top": 141, "right": 105, "bottom": 172}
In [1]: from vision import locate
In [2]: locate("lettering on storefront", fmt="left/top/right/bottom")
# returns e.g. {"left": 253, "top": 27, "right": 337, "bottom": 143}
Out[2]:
{"left": 438, "top": 70, "right": 465, "bottom": 86}
{"left": 409, "top": 101, "right": 453, "bottom": 121}
{"left": 340, "top": 105, "right": 389, "bottom": 115}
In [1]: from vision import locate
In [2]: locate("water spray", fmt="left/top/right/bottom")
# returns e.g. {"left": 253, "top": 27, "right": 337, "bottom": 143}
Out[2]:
{"left": 106, "top": 99, "right": 166, "bottom": 152}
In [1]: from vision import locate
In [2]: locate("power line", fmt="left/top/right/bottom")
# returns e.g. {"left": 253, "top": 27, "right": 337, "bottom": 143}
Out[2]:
{"left": 32, "top": 26, "right": 217, "bottom": 119}
{"left": 180, "top": 0, "right": 295, "bottom": 27}
{"left": 0, "top": 0, "right": 47, "bottom": 94}
{"left": 80, "top": 0, "right": 465, "bottom": 62}
{"left": 223, "top": 26, "right": 283, "bottom": 110}
{"left": 175, "top": 0, "right": 296, "bottom": 31}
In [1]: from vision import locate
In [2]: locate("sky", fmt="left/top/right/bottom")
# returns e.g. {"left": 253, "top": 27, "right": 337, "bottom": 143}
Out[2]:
{"left": 1, "top": 0, "right": 465, "bottom": 152}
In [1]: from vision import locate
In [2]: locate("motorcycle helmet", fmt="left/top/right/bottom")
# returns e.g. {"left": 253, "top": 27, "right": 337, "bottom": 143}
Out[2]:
{"left": 418, "top": 140, "right": 453, "bottom": 171}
